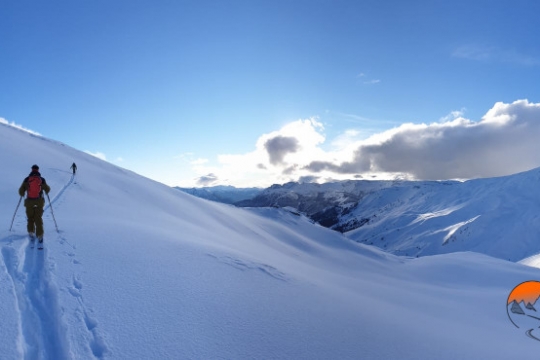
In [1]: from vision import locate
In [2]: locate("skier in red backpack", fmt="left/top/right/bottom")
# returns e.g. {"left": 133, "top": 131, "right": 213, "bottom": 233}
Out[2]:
{"left": 18, "top": 164, "right": 51, "bottom": 243}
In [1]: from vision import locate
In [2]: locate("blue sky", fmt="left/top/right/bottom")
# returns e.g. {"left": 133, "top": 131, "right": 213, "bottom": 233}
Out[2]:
{"left": 2, "top": 1, "right": 540, "bottom": 187}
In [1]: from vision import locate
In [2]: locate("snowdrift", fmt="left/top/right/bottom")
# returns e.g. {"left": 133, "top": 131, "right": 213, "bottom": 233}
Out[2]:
{"left": 1, "top": 122, "right": 540, "bottom": 359}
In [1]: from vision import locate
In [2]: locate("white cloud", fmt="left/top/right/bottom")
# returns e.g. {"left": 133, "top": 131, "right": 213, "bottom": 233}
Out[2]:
{"left": 190, "top": 158, "right": 209, "bottom": 165}
{"left": 452, "top": 45, "right": 494, "bottom": 61}
{"left": 186, "top": 100, "right": 540, "bottom": 187}
{"left": 453, "top": 45, "right": 540, "bottom": 66}
{"left": 330, "top": 129, "right": 368, "bottom": 158}
{"left": 255, "top": 118, "right": 326, "bottom": 167}
{"left": 356, "top": 72, "right": 380, "bottom": 85}
{"left": 174, "top": 152, "right": 194, "bottom": 159}
{"left": 306, "top": 99, "right": 540, "bottom": 180}
{"left": 188, "top": 118, "right": 331, "bottom": 187}
{"left": 364, "top": 79, "right": 381, "bottom": 84}
{"left": 438, "top": 109, "right": 465, "bottom": 123}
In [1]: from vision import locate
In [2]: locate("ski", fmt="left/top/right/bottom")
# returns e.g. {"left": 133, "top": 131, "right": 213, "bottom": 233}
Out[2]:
{"left": 29, "top": 235, "right": 35, "bottom": 249}
{"left": 38, "top": 239, "right": 44, "bottom": 250}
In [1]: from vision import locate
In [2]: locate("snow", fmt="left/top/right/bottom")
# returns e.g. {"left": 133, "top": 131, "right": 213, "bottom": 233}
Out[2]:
{"left": 344, "top": 171, "right": 540, "bottom": 261}
{"left": 2, "top": 121, "right": 540, "bottom": 359}
{"left": 519, "top": 253, "right": 540, "bottom": 269}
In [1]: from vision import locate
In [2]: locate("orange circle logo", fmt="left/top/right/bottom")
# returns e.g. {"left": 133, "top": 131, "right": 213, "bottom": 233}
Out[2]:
{"left": 507, "top": 280, "right": 540, "bottom": 341}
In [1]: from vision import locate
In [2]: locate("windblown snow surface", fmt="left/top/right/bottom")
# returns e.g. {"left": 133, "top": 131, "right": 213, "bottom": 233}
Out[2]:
{"left": 1, "top": 122, "right": 540, "bottom": 359}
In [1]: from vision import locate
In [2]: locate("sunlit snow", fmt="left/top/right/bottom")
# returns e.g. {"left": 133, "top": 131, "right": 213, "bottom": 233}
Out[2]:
{"left": 1, "top": 122, "right": 540, "bottom": 359}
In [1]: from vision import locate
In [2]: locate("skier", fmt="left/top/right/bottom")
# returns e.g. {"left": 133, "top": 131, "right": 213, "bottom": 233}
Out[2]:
{"left": 18, "top": 164, "right": 51, "bottom": 244}
{"left": 70, "top": 162, "right": 77, "bottom": 175}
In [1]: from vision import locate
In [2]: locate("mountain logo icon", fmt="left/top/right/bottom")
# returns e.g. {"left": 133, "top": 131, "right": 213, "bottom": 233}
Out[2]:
{"left": 507, "top": 280, "right": 540, "bottom": 341}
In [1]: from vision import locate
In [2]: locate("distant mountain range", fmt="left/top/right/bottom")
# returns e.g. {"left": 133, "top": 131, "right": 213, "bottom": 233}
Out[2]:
{"left": 235, "top": 180, "right": 397, "bottom": 230}
{"left": 176, "top": 185, "right": 262, "bottom": 204}
{"left": 177, "top": 167, "right": 540, "bottom": 262}
{"left": 178, "top": 181, "right": 395, "bottom": 229}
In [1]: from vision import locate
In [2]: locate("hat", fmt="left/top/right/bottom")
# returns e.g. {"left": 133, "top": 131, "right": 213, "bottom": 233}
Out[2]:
{"left": 31, "top": 164, "right": 39, "bottom": 170}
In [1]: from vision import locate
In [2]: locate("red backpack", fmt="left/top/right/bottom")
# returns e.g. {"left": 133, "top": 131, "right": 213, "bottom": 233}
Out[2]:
{"left": 27, "top": 175, "right": 42, "bottom": 199}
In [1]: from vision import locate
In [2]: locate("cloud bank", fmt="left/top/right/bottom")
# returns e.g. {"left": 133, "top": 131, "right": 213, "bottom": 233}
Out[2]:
{"left": 305, "top": 100, "right": 540, "bottom": 180}
{"left": 187, "top": 100, "right": 540, "bottom": 187}
{"left": 196, "top": 173, "right": 219, "bottom": 186}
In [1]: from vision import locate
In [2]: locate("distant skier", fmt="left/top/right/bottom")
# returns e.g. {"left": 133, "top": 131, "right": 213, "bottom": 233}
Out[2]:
{"left": 18, "top": 164, "right": 51, "bottom": 244}
{"left": 70, "top": 162, "right": 77, "bottom": 175}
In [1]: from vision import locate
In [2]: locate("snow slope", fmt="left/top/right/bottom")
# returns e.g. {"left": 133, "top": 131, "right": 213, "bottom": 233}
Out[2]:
{"left": 1, "top": 122, "right": 540, "bottom": 359}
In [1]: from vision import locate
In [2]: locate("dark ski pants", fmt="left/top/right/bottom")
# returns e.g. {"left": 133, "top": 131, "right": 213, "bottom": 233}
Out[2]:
{"left": 25, "top": 199, "right": 44, "bottom": 238}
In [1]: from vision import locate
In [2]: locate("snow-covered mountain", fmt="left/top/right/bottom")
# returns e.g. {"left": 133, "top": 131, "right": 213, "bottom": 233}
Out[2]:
{"left": 343, "top": 170, "right": 540, "bottom": 261}
{"left": 236, "top": 180, "right": 396, "bottom": 228}
{"left": 2, "top": 121, "right": 540, "bottom": 359}
{"left": 232, "top": 171, "right": 540, "bottom": 262}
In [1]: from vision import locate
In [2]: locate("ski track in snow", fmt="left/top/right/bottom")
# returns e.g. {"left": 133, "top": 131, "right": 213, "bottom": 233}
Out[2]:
{"left": 44, "top": 171, "right": 75, "bottom": 211}
{"left": 2, "top": 174, "right": 110, "bottom": 359}
{"left": 1, "top": 242, "right": 71, "bottom": 359}
{"left": 207, "top": 253, "right": 290, "bottom": 282}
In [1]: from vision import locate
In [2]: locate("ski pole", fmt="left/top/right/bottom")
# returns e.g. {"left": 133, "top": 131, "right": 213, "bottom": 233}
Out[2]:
{"left": 9, "top": 196, "right": 23, "bottom": 231}
{"left": 46, "top": 193, "right": 59, "bottom": 232}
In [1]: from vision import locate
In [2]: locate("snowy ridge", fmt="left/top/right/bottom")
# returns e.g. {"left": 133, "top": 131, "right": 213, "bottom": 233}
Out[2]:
{"left": 2, "top": 122, "right": 540, "bottom": 358}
